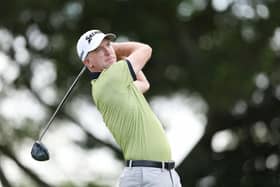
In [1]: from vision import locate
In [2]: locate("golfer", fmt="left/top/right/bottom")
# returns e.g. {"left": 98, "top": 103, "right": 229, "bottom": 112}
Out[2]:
{"left": 76, "top": 29, "right": 182, "bottom": 187}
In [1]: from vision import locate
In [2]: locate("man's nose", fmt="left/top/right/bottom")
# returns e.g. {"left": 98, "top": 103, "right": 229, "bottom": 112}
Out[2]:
{"left": 103, "top": 47, "right": 110, "bottom": 56}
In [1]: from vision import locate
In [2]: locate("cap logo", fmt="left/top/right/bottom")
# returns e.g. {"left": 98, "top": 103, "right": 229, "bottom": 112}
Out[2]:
{"left": 85, "top": 30, "right": 101, "bottom": 44}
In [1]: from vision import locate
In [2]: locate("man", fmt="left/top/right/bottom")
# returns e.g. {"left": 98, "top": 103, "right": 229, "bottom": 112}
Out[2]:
{"left": 76, "top": 29, "right": 182, "bottom": 187}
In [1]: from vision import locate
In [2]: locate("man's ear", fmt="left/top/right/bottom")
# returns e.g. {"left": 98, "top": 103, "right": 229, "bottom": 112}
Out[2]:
{"left": 83, "top": 58, "right": 89, "bottom": 66}
{"left": 83, "top": 58, "right": 92, "bottom": 68}
{"left": 83, "top": 58, "right": 95, "bottom": 72}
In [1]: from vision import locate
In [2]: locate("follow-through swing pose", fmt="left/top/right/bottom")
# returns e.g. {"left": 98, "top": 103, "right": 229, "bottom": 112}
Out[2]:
{"left": 76, "top": 29, "right": 182, "bottom": 187}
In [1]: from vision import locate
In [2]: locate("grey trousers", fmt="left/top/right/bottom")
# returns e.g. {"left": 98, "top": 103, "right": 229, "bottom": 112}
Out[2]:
{"left": 119, "top": 167, "right": 182, "bottom": 187}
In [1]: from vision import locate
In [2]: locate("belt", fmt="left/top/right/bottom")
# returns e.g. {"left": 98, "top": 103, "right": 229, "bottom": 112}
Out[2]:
{"left": 126, "top": 160, "right": 175, "bottom": 170}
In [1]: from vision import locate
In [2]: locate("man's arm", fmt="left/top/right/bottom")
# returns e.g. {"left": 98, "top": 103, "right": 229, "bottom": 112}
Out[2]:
{"left": 112, "top": 42, "right": 152, "bottom": 74}
{"left": 134, "top": 71, "right": 150, "bottom": 93}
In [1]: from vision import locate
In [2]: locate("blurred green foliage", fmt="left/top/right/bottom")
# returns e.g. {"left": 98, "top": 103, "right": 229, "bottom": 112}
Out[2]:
{"left": 0, "top": 0, "right": 280, "bottom": 186}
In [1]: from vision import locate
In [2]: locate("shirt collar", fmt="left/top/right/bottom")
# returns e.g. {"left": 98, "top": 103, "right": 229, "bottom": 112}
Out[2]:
{"left": 89, "top": 71, "right": 101, "bottom": 80}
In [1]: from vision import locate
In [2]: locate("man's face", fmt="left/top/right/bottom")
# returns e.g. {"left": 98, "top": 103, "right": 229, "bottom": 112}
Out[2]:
{"left": 85, "top": 39, "right": 117, "bottom": 72}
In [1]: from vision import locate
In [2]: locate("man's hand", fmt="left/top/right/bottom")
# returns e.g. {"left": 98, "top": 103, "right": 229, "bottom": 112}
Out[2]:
{"left": 133, "top": 71, "right": 150, "bottom": 93}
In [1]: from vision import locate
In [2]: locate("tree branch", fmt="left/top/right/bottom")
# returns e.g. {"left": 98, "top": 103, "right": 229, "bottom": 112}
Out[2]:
{"left": 0, "top": 144, "right": 54, "bottom": 187}
{"left": 61, "top": 111, "right": 123, "bottom": 157}
{"left": 0, "top": 157, "right": 13, "bottom": 187}
{"left": 28, "top": 85, "right": 123, "bottom": 158}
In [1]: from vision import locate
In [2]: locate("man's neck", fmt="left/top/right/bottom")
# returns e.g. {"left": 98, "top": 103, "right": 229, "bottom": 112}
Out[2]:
{"left": 89, "top": 71, "right": 101, "bottom": 79}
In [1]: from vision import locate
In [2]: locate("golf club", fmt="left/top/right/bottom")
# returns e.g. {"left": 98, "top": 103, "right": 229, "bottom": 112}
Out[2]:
{"left": 31, "top": 65, "right": 87, "bottom": 161}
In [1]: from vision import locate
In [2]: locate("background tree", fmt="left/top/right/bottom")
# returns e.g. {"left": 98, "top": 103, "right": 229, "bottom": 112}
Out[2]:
{"left": 0, "top": 0, "right": 280, "bottom": 186}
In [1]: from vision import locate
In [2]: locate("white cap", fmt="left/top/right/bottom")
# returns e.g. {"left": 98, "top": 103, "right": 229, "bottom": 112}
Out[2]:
{"left": 76, "top": 30, "right": 116, "bottom": 61}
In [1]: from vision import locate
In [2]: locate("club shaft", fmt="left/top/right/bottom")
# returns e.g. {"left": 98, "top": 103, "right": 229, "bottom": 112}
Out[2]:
{"left": 38, "top": 66, "right": 87, "bottom": 141}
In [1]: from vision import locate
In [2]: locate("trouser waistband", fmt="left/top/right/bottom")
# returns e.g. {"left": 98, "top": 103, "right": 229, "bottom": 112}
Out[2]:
{"left": 125, "top": 160, "right": 175, "bottom": 170}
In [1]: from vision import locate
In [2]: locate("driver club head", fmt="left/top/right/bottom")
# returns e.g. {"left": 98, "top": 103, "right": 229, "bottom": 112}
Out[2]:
{"left": 31, "top": 141, "right": 50, "bottom": 161}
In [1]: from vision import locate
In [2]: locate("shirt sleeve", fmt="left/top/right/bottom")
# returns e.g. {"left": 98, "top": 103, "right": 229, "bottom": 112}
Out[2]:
{"left": 125, "top": 59, "right": 136, "bottom": 81}
{"left": 101, "top": 60, "right": 136, "bottom": 89}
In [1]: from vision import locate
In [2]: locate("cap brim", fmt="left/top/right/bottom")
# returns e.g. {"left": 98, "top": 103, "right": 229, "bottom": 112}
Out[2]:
{"left": 105, "top": 33, "right": 116, "bottom": 41}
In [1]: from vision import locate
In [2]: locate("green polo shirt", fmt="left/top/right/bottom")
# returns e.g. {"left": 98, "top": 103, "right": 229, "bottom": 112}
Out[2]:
{"left": 91, "top": 60, "right": 171, "bottom": 161}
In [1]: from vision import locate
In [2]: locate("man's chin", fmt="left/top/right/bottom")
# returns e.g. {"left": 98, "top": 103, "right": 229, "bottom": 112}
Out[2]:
{"left": 108, "top": 59, "right": 116, "bottom": 65}
{"left": 104, "top": 61, "right": 114, "bottom": 69}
